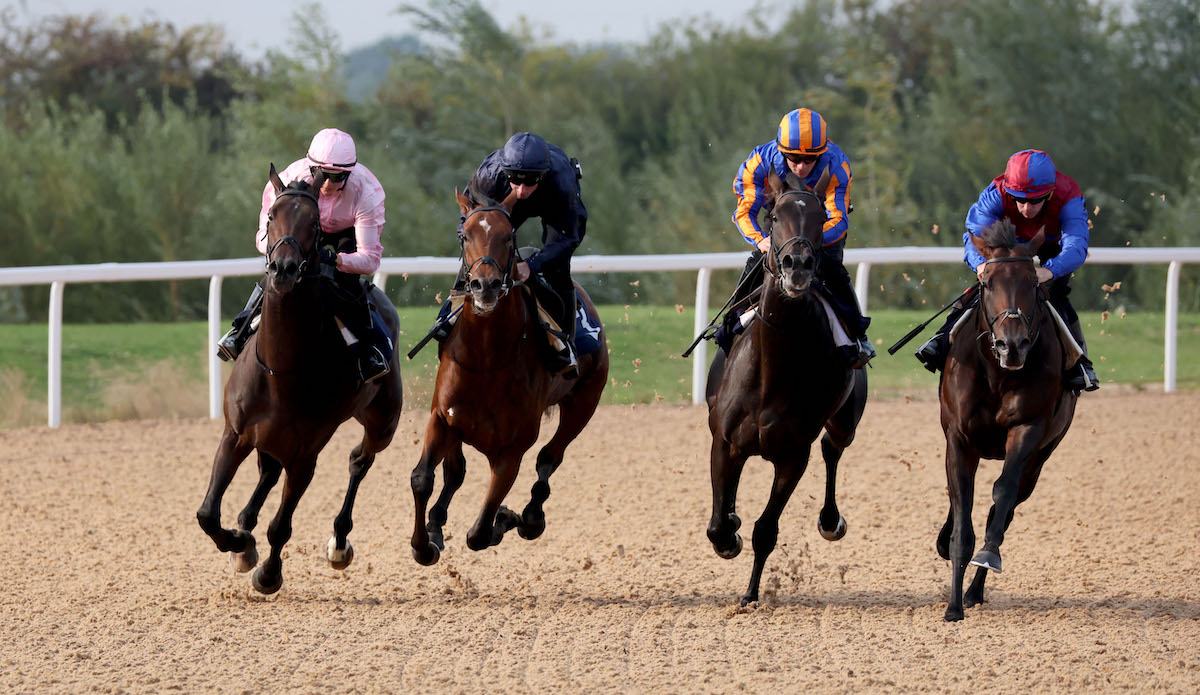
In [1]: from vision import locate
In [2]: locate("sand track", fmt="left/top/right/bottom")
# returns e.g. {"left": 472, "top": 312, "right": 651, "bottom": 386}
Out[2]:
{"left": 1, "top": 391, "right": 1198, "bottom": 693}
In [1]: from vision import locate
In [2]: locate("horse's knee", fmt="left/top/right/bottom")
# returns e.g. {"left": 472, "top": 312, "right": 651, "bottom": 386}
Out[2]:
{"left": 196, "top": 508, "right": 219, "bottom": 536}
{"left": 751, "top": 520, "right": 780, "bottom": 555}
{"left": 410, "top": 464, "right": 434, "bottom": 499}
{"left": 465, "top": 527, "right": 490, "bottom": 551}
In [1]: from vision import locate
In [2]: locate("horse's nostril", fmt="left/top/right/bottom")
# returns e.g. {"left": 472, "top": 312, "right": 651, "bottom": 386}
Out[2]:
{"left": 781, "top": 255, "right": 794, "bottom": 270}
{"left": 802, "top": 256, "right": 815, "bottom": 270}
{"left": 469, "top": 279, "right": 482, "bottom": 292}
{"left": 487, "top": 279, "right": 502, "bottom": 292}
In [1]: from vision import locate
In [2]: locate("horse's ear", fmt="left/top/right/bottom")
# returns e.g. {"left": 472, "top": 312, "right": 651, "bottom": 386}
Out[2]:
{"left": 500, "top": 186, "right": 520, "bottom": 213}
{"left": 970, "top": 230, "right": 992, "bottom": 257}
{"left": 268, "top": 163, "right": 284, "bottom": 194}
{"left": 310, "top": 168, "right": 326, "bottom": 196}
{"left": 765, "top": 169, "right": 785, "bottom": 204}
{"left": 1025, "top": 226, "right": 1046, "bottom": 255}
{"left": 455, "top": 188, "right": 472, "bottom": 215}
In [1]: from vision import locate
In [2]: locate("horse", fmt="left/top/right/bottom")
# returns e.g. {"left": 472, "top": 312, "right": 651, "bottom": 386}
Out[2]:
{"left": 705, "top": 171, "right": 868, "bottom": 606}
{"left": 936, "top": 220, "right": 1077, "bottom": 621}
{"left": 196, "top": 165, "right": 403, "bottom": 594}
{"left": 408, "top": 189, "right": 609, "bottom": 565}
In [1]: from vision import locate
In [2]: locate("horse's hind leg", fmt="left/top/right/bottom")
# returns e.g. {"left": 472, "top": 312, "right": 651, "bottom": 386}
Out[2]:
{"left": 971, "top": 426, "right": 1046, "bottom": 575}
{"left": 965, "top": 447, "right": 1051, "bottom": 607}
{"left": 196, "top": 426, "right": 255, "bottom": 558}
{"left": 741, "top": 452, "right": 809, "bottom": 606}
{"left": 520, "top": 376, "right": 605, "bottom": 540}
{"left": 252, "top": 458, "right": 316, "bottom": 595}
{"left": 466, "top": 451, "right": 524, "bottom": 551}
{"left": 427, "top": 445, "right": 466, "bottom": 551}
{"left": 818, "top": 370, "right": 866, "bottom": 541}
{"left": 331, "top": 390, "right": 401, "bottom": 570}
{"left": 707, "top": 439, "right": 749, "bottom": 560}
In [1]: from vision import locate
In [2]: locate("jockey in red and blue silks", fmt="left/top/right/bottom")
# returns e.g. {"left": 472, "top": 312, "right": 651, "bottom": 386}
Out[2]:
{"left": 915, "top": 149, "right": 1099, "bottom": 392}
{"left": 713, "top": 107, "right": 873, "bottom": 367}
{"left": 217, "top": 128, "right": 393, "bottom": 383}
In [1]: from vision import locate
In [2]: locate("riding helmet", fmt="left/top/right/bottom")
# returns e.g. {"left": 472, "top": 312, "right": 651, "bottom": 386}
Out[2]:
{"left": 499, "top": 132, "right": 551, "bottom": 174}
{"left": 307, "top": 128, "right": 358, "bottom": 171}
{"left": 776, "top": 108, "right": 828, "bottom": 156}
{"left": 1002, "top": 149, "right": 1056, "bottom": 199}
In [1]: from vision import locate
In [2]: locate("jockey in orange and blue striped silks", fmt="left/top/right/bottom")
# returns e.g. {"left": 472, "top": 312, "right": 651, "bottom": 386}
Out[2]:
{"left": 717, "top": 108, "right": 873, "bottom": 367}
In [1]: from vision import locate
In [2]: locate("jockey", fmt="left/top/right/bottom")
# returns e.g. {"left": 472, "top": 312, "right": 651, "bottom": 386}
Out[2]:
{"left": 914, "top": 149, "right": 1099, "bottom": 392}
{"left": 216, "top": 127, "right": 392, "bottom": 383}
{"left": 431, "top": 131, "right": 588, "bottom": 377}
{"left": 712, "top": 107, "right": 874, "bottom": 368}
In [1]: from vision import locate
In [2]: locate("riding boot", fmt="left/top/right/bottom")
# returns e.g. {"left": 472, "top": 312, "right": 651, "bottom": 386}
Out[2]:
{"left": 1065, "top": 319, "right": 1100, "bottom": 392}
{"left": 217, "top": 282, "right": 264, "bottom": 362}
{"left": 711, "top": 250, "right": 764, "bottom": 354}
{"left": 544, "top": 273, "right": 579, "bottom": 379}
{"left": 817, "top": 252, "right": 874, "bottom": 368}
{"left": 353, "top": 342, "right": 391, "bottom": 384}
{"left": 915, "top": 288, "right": 978, "bottom": 373}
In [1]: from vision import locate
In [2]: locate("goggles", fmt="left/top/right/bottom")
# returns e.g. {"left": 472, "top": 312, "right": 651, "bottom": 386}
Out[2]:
{"left": 505, "top": 170, "right": 545, "bottom": 186}
{"left": 311, "top": 166, "right": 350, "bottom": 183}
{"left": 1012, "top": 193, "right": 1050, "bottom": 205}
{"left": 783, "top": 152, "right": 819, "bottom": 165}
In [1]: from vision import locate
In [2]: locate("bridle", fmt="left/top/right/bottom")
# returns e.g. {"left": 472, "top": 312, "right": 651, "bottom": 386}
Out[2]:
{"left": 764, "top": 189, "right": 824, "bottom": 281}
{"left": 459, "top": 204, "right": 518, "bottom": 298}
{"left": 976, "top": 255, "right": 1042, "bottom": 358}
{"left": 264, "top": 187, "right": 323, "bottom": 281}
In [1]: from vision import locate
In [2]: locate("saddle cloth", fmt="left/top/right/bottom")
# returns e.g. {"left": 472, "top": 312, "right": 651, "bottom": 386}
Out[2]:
{"left": 949, "top": 304, "right": 1083, "bottom": 367}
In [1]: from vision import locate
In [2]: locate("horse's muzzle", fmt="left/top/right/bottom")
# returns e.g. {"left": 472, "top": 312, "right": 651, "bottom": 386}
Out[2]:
{"left": 266, "top": 257, "right": 302, "bottom": 292}
{"left": 468, "top": 277, "right": 505, "bottom": 314}
{"left": 992, "top": 334, "right": 1032, "bottom": 370}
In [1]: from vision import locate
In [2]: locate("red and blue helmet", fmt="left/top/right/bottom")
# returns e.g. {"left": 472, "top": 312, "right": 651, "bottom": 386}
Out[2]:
{"left": 776, "top": 108, "right": 828, "bottom": 156}
{"left": 1003, "top": 149, "right": 1056, "bottom": 199}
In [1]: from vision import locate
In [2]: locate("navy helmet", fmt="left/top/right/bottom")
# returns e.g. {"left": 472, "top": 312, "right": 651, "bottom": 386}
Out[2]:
{"left": 500, "top": 132, "right": 551, "bottom": 175}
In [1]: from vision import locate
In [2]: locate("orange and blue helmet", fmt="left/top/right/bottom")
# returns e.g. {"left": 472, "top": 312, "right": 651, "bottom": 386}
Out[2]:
{"left": 1003, "top": 149, "right": 1057, "bottom": 199}
{"left": 776, "top": 108, "right": 828, "bottom": 156}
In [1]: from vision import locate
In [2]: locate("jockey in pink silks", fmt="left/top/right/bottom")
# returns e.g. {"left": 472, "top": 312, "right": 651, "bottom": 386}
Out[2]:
{"left": 217, "top": 128, "right": 393, "bottom": 383}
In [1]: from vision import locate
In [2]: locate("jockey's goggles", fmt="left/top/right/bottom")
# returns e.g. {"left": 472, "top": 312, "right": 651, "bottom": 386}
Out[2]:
{"left": 311, "top": 166, "right": 351, "bottom": 183}
{"left": 783, "top": 152, "right": 819, "bottom": 165}
{"left": 505, "top": 170, "right": 545, "bottom": 186}
{"left": 1011, "top": 192, "right": 1050, "bottom": 205}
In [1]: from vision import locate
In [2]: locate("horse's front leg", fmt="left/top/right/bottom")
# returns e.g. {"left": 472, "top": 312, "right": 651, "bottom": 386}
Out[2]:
{"left": 230, "top": 452, "right": 282, "bottom": 572}
{"left": 944, "top": 434, "right": 980, "bottom": 621}
{"left": 427, "top": 445, "right": 466, "bottom": 551}
{"left": 971, "top": 424, "right": 1045, "bottom": 574}
{"left": 251, "top": 458, "right": 316, "bottom": 595}
{"left": 741, "top": 447, "right": 810, "bottom": 606}
{"left": 817, "top": 433, "right": 849, "bottom": 541}
{"left": 466, "top": 449, "right": 524, "bottom": 551}
{"left": 966, "top": 441, "right": 1052, "bottom": 607}
{"left": 196, "top": 426, "right": 255, "bottom": 559}
{"left": 411, "top": 415, "right": 457, "bottom": 566}
{"left": 707, "top": 436, "right": 749, "bottom": 560}
{"left": 327, "top": 443, "right": 374, "bottom": 570}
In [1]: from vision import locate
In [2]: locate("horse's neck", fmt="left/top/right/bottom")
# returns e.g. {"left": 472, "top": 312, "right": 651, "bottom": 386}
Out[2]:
{"left": 450, "top": 293, "right": 530, "bottom": 370}
{"left": 755, "top": 286, "right": 831, "bottom": 361}
{"left": 258, "top": 284, "right": 326, "bottom": 369}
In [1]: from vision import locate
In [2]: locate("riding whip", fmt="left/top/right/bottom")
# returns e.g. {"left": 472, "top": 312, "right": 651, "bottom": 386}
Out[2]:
{"left": 887, "top": 283, "right": 980, "bottom": 355}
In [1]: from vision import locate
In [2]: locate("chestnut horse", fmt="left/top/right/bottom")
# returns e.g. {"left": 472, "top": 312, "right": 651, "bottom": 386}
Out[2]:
{"left": 196, "top": 166, "right": 403, "bottom": 594}
{"left": 706, "top": 172, "right": 868, "bottom": 605}
{"left": 408, "top": 189, "right": 609, "bottom": 565}
{"left": 937, "top": 220, "right": 1077, "bottom": 621}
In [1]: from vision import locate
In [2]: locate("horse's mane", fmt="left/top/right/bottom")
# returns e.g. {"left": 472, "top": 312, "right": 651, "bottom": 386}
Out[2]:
{"left": 284, "top": 179, "right": 315, "bottom": 194}
{"left": 978, "top": 218, "right": 1019, "bottom": 249}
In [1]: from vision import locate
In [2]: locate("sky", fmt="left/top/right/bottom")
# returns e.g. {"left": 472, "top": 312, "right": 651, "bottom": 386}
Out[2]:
{"left": 12, "top": 0, "right": 757, "bottom": 57}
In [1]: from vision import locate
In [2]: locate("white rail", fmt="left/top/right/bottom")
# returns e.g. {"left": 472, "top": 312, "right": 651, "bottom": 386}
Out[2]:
{"left": 2, "top": 246, "right": 1197, "bottom": 427}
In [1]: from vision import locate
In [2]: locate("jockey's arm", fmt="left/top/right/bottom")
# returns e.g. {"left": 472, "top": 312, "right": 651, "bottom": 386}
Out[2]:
{"left": 820, "top": 161, "right": 851, "bottom": 247}
{"left": 1041, "top": 196, "right": 1089, "bottom": 279}
{"left": 963, "top": 184, "right": 1003, "bottom": 275}
{"left": 732, "top": 150, "right": 769, "bottom": 249}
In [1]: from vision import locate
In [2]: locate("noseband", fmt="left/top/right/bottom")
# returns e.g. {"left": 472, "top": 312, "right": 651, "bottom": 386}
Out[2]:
{"left": 764, "top": 189, "right": 823, "bottom": 280}
{"left": 264, "top": 187, "right": 323, "bottom": 280}
{"left": 977, "top": 256, "right": 1041, "bottom": 357}
{"left": 460, "top": 205, "right": 518, "bottom": 297}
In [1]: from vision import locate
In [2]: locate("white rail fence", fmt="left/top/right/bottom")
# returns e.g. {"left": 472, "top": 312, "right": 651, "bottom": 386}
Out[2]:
{"left": 2, "top": 246, "right": 1197, "bottom": 428}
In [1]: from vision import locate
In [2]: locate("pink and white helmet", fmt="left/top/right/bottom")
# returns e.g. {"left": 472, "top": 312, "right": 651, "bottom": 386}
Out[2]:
{"left": 306, "top": 128, "right": 357, "bottom": 171}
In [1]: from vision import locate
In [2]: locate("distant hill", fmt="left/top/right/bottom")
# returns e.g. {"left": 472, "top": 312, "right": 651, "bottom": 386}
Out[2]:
{"left": 342, "top": 35, "right": 425, "bottom": 101}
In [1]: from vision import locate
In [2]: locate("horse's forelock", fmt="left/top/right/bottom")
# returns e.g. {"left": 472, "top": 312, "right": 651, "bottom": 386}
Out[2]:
{"left": 979, "top": 219, "right": 1018, "bottom": 250}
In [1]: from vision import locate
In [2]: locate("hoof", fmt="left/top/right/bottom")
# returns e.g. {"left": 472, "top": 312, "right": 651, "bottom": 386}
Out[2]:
{"left": 428, "top": 528, "right": 445, "bottom": 551}
{"left": 326, "top": 536, "right": 354, "bottom": 570}
{"left": 969, "top": 549, "right": 1002, "bottom": 573}
{"left": 713, "top": 533, "right": 742, "bottom": 560}
{"left": 944, "top": 606, "right": 965, "bottom": 622}
{"left": 818, "top": 515, "right": 847, "bottom": 542}
{"left": 230, "top": 536, "right": 258, "bottom": 573}
{"left": 518, "top": 514, "right": 546, "bottom": 541}
{"left": 964, "top": 588, "right": 985, "bottom": 608}
{"left": 412, "top": 541, "right": 440, "bottom": 566}
{"left": 739, "top": 594, "right": 758, "bottom": 607}
{"left": 251, "top": 566, "right": 282, "bottom": 595}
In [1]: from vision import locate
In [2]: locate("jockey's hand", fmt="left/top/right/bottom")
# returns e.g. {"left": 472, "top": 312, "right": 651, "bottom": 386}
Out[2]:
{"left": 1036, "top": 267, "right": 1054, "bottom": 284}
{"left": 756, "top": 237, "right": 771, "bottom": 254}
{"left": 318, "top": 246, "right": 337, "bottom": 266}
{"left": 514, "top": 261, "right": 531, "bottom": 283}
{"left": 976, "top": 266, "right": 986, "bottom": 283}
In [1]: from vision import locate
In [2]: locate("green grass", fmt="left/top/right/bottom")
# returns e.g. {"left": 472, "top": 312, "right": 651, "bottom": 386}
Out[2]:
{"left": 2, "top": 305, "right": 1198, "bottom": 426}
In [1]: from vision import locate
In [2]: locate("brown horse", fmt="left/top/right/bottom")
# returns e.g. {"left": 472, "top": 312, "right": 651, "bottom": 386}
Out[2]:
{"left": 706, "top": 172, "right": 868, "bottom": 606}
{"left": 937, "top": 220, "right": 1077, "bottom": 621}
{"left": 196, "top": 165, "right": 403, "bottom": 594}
{"left": 408, "top": 189, "right": 609, "bottom": 564}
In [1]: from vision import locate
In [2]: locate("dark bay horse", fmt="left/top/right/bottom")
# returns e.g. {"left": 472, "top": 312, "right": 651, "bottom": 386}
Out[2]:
{"left": 706, "top": 171, "right": 868, "bottom": 606}
{"left": 937, "top": 221, "right": 1077, "bottom": 621}
{"left": 196, "top": 165, "right": 403, "bottom": 594}
{"left": 408, "top": 189, "right": 609, "bottom": 565}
